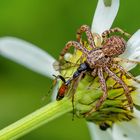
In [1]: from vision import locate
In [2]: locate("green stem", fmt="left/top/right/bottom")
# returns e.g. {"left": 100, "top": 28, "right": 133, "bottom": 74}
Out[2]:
{"left": 0, "top": 98, "right": 72, "bottom": 140}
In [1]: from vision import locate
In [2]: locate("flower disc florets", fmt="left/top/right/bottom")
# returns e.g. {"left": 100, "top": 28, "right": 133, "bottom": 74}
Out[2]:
{"left": 59, "top": 47, "right": 138, "bottom": 130}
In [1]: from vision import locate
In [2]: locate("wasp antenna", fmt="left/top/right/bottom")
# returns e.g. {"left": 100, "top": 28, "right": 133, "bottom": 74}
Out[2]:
{"left": 52, "top": 74, "right": 57, "bottom": 78}
{"left": 58, "top": 75, "right": 66, "bottom": 83}
{"left": 52, "top": 74, "right": 66, "bottom": 83}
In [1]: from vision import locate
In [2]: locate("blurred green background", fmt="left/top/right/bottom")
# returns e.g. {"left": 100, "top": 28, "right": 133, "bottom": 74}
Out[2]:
{"left": 0, "top": 0, "right": 140, "bottom": 140}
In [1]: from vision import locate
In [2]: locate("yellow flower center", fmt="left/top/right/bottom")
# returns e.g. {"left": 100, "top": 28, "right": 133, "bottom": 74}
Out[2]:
{"left": 59, "top": 43, "right": 137, "bottom": 130}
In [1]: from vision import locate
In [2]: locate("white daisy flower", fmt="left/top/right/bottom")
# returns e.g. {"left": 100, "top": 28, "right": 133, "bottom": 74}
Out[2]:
{"left": 0, "top": 0, "right": 140, "bottom": 140}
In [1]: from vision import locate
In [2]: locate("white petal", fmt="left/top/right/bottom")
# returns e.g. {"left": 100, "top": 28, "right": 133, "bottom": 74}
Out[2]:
{"left": 64, "top": 53, "right": 72, "bottom": 61}
{"left": 133, "top": 108, "right": 140, "bottom": 119}
{"left": 130, "top": 76, "right": 140, "bottom": 106}
{"left": 87, "top": 122, "right": 113, "bottom": 140}
{"left": 0, "top": 37, "right": 59, "bottom": 79}
{"left": 120, "top": 30, "right": 140, "bottom": 71}
{"left": 112, "top": 109, "right": 140, "bottom": 140}
{"left": 91, "top": 0, "right": 119, "bottom": 35}
{"left": 135, "top": 75, "right": 140, "bottom": 80}
{"left": 51, "top": 84, "right": 58, "bottom": 101}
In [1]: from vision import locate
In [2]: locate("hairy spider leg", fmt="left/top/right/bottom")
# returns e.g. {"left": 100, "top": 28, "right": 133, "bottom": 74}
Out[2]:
{"left": 85, "top": 67, "right": 107, "bottom": 116}
{"left": 91, "top": 68, "right": 97, "bottom": 77}
{"left": 76, "top": 25, "right": 96, "bottom": 49}
{"left": 114, "top": 57, "right": 140, "bottom": 65}
{"left": 104, "top": 66, "right": 133, "bottom": 111}
{"left": 53, "top": 60, "right": 79, "bottom": 71}
{"left": 59, "top": 41, "right": 89, "bottom": 61}
{"left": 76, "top": 25, "right": 101, "bottom": 63}
{"left": 87, "top": 69, "right": 97, "bottom": 89}
{"left": 112, "top": 63, "right": 140, "bottom": 84}
{"left": 102, "top": 27, "right": 131, "bottom": 42}
{"left": 92, "top": 33, "right": 102, "bottom": 47}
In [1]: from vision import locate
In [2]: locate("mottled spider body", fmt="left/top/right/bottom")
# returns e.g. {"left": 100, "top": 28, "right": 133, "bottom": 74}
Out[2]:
{"left": 102, "top": 36, "right": 126, "bottom": 57}
{"left": 57, "top": 25, "right": 140, "bottom": 116}
{"left": 86, "top": 36, "right": 126, "bottom": 68}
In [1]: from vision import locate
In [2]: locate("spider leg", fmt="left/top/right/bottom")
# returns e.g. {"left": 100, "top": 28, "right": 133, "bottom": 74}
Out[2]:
{"left": 91, "top": 68, "right": 97, "bottom": 77}
{"left": 102, "top": 27, "right": 131, "bottom": 41}
{"left": 59, "top": 41, "right": 89, "bottom": 61}
{"left": 112, "top": 63, "right": 140, "bottom": 84}
{"left": 92, "top": 33, "right": 102, "bottom": 47}
{"left": 53, "top": 60, "right": 79, "bottom": 71}
{"left": 76, "top": 25, "right": 96, "bottom": 49}
{"left": 85, "top": 67, "right": 107, "bottom": 116}
{"left": 113, "top": 57, "right": 140, "bottom": 64}
{"left": 104, "top": 66, "right": 133, "bottom": 111}
{"left": 87, "top": 69, "right": 97, "bottom": 89}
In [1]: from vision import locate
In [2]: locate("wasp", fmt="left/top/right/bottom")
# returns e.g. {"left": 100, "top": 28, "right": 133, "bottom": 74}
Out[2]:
{"left": 56, "top": 63, "right": 89, "bottom": 100}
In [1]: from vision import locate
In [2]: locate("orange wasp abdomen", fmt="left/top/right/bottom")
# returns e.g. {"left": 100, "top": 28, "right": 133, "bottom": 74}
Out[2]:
{"left": 56, "top": 83, "right": 68, "bottom": 100}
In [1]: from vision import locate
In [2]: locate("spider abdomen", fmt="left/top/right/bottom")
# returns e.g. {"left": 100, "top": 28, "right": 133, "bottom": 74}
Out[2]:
{"left": 102, "top": 36, "right": 126, "bottom": 57}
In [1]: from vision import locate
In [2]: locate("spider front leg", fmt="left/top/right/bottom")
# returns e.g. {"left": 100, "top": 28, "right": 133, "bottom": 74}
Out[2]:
{"left": 59, "top": 41, "right": 89, "bottom": 61}
{"left": 102, "top": 27, "right": 131, "bottom": 42}
{"left": 104, "top": 66, "right": 133, "bottom": 111}
{"left": 85, "top": 68, "right": 107, "bottom": 117}
{"left": 76, "top": 25, "right": 96, "bottom": 49}
{"left": 112, "top": 63, "right": 140, "bottom": 84}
